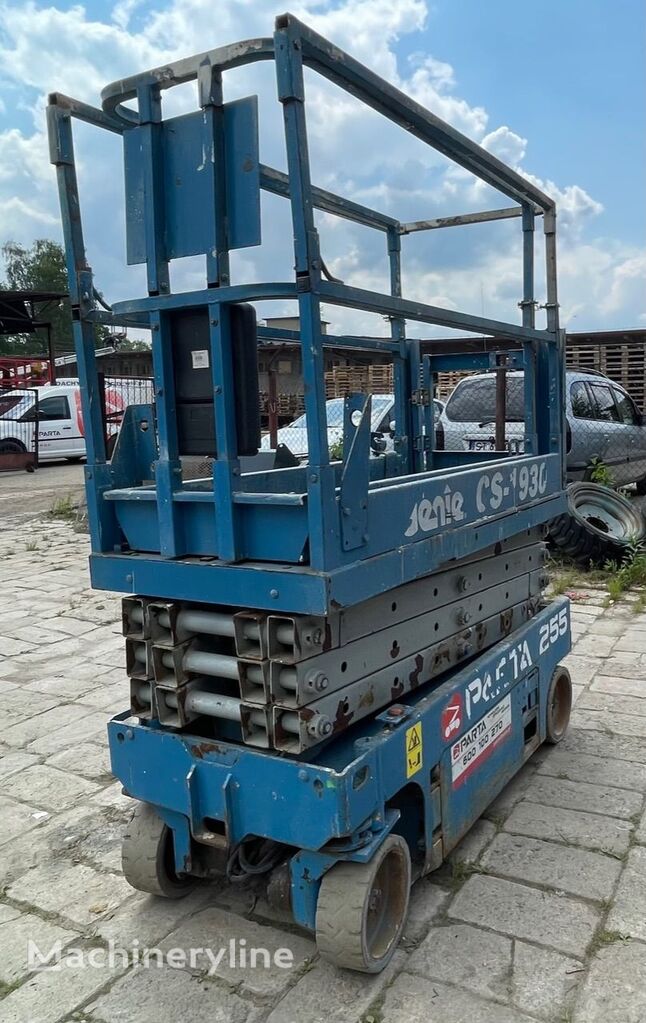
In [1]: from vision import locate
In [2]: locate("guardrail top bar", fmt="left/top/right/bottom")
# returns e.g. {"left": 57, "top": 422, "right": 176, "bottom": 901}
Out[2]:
{"left": 97, "top": 13, "right": 554, "bottom": 215}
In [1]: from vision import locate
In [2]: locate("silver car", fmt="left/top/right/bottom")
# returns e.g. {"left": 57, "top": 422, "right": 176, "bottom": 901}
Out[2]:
{"left": 260, "top": 395, "right": 444, "bottom": 459}
{"left": 438, "top": 369, "right": 646, "bottom": 489}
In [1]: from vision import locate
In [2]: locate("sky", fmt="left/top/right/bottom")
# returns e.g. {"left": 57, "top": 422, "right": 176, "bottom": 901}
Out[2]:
{"left": 0, "top": 0, "right": 644, "bottom": 339}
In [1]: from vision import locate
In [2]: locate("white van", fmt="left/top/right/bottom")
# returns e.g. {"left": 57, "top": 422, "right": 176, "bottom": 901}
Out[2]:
{"left": 0, "top": 379, "right": 154, "bottom": 463}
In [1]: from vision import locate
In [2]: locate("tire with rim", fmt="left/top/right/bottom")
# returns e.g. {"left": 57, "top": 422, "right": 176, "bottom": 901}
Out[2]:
{"left": 122, "top": 801, "right": 196, "bottom": 899}
{"left": 545, "top": 665, "right": 572, "bottom": 744}
{"left": 548, "top": 482, "right": 645, "bottom": 564}
{"left": 315, "top": 833, "right": 411, "bottom": 973}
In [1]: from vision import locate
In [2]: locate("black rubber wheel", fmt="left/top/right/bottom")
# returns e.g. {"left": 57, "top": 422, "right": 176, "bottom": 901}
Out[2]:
{"left": 315, "top": 834, "right": 411, "bottom": 973}
{"left": 122, "top": 802, "right": 196, "bottom": 899}
{"left": 545, "top": 665, "right": 572, "bottom": 744}
{"left": 0, "top": 439, "right": 26, "bottom": 454}
{"left": 548, "top": 482, "right": 645, "bottom": 565}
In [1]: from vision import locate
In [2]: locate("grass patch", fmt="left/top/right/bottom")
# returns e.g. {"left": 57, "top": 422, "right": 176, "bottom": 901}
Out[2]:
{"left": 49, "top": 494, "right": 77, "bottom": 521}
{"left": 588, "top": 929, "right": 631, "bottom": 956}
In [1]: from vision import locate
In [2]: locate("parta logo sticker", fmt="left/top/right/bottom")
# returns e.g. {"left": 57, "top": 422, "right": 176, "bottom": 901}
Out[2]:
{"left": 441, "top": 693, "right": 463, "bottom": 741}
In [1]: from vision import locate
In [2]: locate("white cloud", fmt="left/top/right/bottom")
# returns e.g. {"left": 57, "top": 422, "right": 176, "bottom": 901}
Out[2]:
{"left": 0, "top": 0, "right": 641, "bottom": 335}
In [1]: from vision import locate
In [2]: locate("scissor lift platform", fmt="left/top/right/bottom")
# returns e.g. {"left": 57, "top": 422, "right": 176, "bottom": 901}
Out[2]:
{"left": 48, "top": 12, "right": 572, "bottom": 973}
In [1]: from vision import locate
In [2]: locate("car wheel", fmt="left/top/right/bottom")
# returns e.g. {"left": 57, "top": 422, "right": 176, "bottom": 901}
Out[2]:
{"left": 548, "top": 482, "right": 645, "bottom": 565}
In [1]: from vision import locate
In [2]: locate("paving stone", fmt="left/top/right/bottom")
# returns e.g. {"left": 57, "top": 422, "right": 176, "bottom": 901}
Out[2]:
{"left": 0, "top": 955, "right": 124, "bottom": 1023}
{"left": 589, "top": 618, "right": 635, "bottom": 637}
{"left": 483, "top": 764, "right": 536, "bottom": 819}
{"left": 0, "top": 749, "right": 40, "bottom": 781}
{"left": 512, "top": 941, "right": 582, "bottom": 1020}
{"left": 613, "top": 636, "right": 646, "bottom": 654}
{"left": 448, "top": 818, "right": 497, "bottom": 864}
{"left": 267, "top": 950, "right": 406, "bottom": 1023}
{"left": 535, "top": 747, "right": 646, "bottom": 791}
{"left": 561, "top": 654, "right": 604, "bottom": 687}
{"left": 559, "top": 726, "right": 646, "bottom": 765}
{"left": 1, "top": 763, "right": 100, "bottom": 810}
{"left": 402, "top": 880, "right": 451, "bottom": 943}
{"left": 27, "top": 710, "right": 109, "bottom": 756}
{"left": 578, "top": 691, "right": 646, "bottom": 717}
{"left": 93, "top": 889, "right": 213, "bottom": 947}
{"left": 22, "top": 674, "right": 107, "bottom": 701}
{"left": 573, "top": 941, "right": 646, "bottom": 1023}
{"left": 606, "top": 846, "right": 646, "bottom": 940}
{"left": 449, "top": 875, "right": 599, "bottom": 956}
{"left": 591, "top": 674, "right": 646, "bottom": 698}
{"left": 595, "top": 653, "right": 646, "bottom": 679}
{"left": 571, "top": 706, "right": 646, "bottom": 738}
{"left": 525, "top": 774, "right": 642, "bottom": 819}
{"left": 45, "top": 742, "right": 112, "bottom": 780}
{"left": 0, "top": 910, "right": 78, "bottom": 984}
{"left": 2, "top": 688, "right": 62, "bottom": 722}
{"left": 407, "top": 922, "right": 512, "bottom": 1001}
{"left": 480, "top": 832, "right": 621, "bottom": 901}
{"left": 0, "top": 793, "right": 48, "bottom": 846}
{"left": 7, "top": 859, "right": 133, "bottom": 926}
{"left": 89, "top": 964, "right": 250, "bottom": 1023}
{"left": 0, "top": 904, "right": 22, "bottom": 924}
{"left": 2, "top": 704, "right": 94, "bottom": 749}
{"left": 381, "top": 971, "right": 535, "bottom": 1023}
{"left": 0, "top": 805, "right": 97, "bottom": 883}
{"left": 571, "top": 635, "right": 617, "bottom": 658}
{"left": 504, "top": 799, "right": 633, "bottom": 857}
{"left": 159, "top": 907, "right": 315, "bottom": 998}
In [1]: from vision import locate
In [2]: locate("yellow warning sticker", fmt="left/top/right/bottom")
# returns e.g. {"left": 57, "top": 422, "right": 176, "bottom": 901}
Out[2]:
{"left": 405, "top": 722, "right": 423, "bottom": 778}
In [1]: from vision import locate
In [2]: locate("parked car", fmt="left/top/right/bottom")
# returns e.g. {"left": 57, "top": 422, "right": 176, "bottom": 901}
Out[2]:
{"left": 0, "top": 379, "right": 153, "bottom": 463}
{"left": 260, "top": 394, "right": 444, "bottom": 459}
{"left": 438, "top": 369, "right": 646, "bottom": 489}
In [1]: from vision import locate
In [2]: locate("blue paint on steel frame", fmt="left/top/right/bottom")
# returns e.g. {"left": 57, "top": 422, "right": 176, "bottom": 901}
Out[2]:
{"left": 108, "top": 598, "right": 570, "bottom": 929}
{"left": 47, "top": 13, "right": 564, "bottom": 613}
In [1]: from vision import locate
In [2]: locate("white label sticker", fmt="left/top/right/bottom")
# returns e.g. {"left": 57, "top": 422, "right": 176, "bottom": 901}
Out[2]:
{"left": 192, "top": 350, "right": 210, "bottom": 369}
{"left": 450, "top": 695, "right": 512, "bottom": 787}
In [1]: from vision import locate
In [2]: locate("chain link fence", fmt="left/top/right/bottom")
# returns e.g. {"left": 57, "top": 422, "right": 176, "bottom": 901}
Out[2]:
{"left": 0, "top": 387, "right": 39, "bottom": 472}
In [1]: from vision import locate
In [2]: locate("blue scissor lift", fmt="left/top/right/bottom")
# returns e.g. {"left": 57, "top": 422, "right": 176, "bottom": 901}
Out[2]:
{"left": 48, "top": 13, "right": 572, "bottom": 972}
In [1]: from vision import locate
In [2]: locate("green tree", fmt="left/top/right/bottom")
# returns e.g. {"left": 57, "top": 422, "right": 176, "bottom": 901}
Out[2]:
{"left": 0, "top": 239, "right": 111, "bottom": 356}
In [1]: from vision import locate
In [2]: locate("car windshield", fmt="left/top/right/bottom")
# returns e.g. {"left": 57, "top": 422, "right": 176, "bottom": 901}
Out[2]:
{"left": 288, "top": 395, "right": 393, "bottom": 431}
{"left": 445, "top": 376, "right": 525, "bottom": 423}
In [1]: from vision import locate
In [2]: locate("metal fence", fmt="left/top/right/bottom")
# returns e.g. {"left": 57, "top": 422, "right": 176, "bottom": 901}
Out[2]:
{"left": 99, "top": 374, "right": 155, "bottom": 457}
{"left": 0, "top": 387, "right": 39, "bottom": 472}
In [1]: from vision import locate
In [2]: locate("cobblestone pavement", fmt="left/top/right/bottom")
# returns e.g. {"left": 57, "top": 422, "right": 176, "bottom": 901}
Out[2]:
{"left": 2, "top": 518, "right": 646, "bottom": 1023}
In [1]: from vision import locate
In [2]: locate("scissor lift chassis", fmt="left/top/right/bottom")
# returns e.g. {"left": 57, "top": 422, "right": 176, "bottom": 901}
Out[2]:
{"left": 110, "top": 599, "right": 571, "bottom": 969}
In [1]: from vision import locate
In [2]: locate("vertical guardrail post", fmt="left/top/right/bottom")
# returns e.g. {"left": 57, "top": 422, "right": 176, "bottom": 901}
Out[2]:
{"left": 275, "top": 17, "right": 339, "bottom": 570}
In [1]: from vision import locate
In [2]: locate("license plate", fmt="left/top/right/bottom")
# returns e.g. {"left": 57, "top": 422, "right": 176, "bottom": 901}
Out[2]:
{"left": 468, "top": 438, "right": 496, "bottom": 451}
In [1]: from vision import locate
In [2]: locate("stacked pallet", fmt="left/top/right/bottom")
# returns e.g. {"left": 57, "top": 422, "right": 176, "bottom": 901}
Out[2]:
{"left": 566, "top": 343, "right": 646, "bottom": 411}
{"left": 324, "top": 364, "right": 394, "bottom": 397}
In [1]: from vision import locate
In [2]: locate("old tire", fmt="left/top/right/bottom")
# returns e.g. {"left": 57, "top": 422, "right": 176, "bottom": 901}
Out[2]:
{"left": 122, "top": 802, "right": 196, "bottom": 899}
{"left": 545, "top": 665, "right": 572, "bottom": 744}
{"left": 315, "top": 834, "right": 411, "bottom": 973}
{"left": 548, "top": 482, "right": 645, "bottom": 565}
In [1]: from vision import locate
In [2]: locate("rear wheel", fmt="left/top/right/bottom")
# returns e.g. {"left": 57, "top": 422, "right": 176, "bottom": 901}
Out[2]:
{"left": 0, "top": 439, "right": 26, "bottom": 455}
{"left": 122, "top": 801, "right": 196, "bottom": 899}
{"left": 548, "top": 482, "right": 645, "bottom": 564}
{"left": 315, "top": 834, "right": 411, "bottom": 973}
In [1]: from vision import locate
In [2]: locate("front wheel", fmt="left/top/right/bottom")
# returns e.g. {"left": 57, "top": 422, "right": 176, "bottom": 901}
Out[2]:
{"left": 122, "top": 802, "right": 196, "bottom": 899}
{"left": 545, "top": 665, "right": 572, "bottom": 745}
{"left": 315, "top": 834, "right": 411, "bottom": 973}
